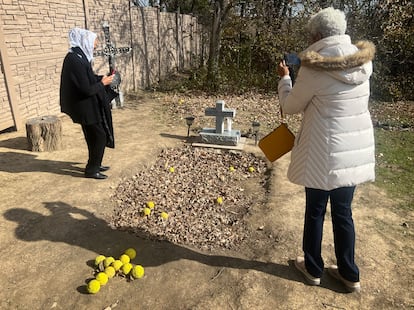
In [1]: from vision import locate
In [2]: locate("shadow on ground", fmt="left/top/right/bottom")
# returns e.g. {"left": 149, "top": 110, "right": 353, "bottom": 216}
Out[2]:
{"left": 0, "top": 151, "right": 84, "bottom": 177}
{"left": 1, "top": 201, "right": 345, "bottom": 292}
{"left": 0, "top": 136, "right": 28, "bottom": 151}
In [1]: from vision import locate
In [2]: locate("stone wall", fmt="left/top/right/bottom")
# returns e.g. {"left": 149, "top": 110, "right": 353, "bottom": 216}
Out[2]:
{"left": 0, "top": 0, "right": 203, "bottom": 131}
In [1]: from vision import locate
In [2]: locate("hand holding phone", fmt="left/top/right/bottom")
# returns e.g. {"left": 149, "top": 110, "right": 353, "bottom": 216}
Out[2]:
{"left": 278, "top": 60, "right": 290, "bottom": 77}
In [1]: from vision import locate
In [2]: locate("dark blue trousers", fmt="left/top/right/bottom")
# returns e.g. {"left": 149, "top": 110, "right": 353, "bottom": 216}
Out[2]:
{"left": 303, "top": 186, "right": 359, "bottom": 282}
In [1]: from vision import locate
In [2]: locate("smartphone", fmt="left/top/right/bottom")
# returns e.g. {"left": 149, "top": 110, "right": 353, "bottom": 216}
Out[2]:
{"left": 283, "top": 53, "right": 300, "bottom": 85}
{"left": 284, "top": 53, "right": 301, "bottom": 66}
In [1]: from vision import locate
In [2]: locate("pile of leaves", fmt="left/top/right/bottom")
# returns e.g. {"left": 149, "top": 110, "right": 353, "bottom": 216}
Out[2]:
{"left": 370, "top": 100, "right": 414, "bottom": 131}
{"left": 110, "top": 145, "right": 269, "bottom": 251}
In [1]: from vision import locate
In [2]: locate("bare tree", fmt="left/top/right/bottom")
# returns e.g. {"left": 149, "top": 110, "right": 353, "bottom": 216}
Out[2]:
{"left": 207, "top": 0, "right": 236, "bottom": 90}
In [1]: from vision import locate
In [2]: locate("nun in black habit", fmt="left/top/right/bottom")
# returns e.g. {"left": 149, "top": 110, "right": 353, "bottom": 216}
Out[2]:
{"left": 60, "top": 28, "right": 118, "bottom": 179}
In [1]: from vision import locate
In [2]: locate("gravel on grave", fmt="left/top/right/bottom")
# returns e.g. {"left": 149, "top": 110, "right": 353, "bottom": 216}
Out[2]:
{"left": 110, "top": 144, "right": 270, "bottom": 251}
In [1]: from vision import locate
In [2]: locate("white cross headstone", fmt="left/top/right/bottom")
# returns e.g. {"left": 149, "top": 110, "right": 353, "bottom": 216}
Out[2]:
{"left": 205, "top": 100, "right": 236, "bottom": 134}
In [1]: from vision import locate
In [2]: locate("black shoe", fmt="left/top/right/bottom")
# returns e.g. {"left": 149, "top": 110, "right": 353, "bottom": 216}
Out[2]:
{"left": 85, "top": 172, "right": 108, "bottom": 180}
{"left": 99, "top": 165, "right": 110, "bottom": 172}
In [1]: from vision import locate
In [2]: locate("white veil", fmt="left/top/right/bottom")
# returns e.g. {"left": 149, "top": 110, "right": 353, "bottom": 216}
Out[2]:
{"left": 68, "top": 28, "right": 97, "bottom": 62}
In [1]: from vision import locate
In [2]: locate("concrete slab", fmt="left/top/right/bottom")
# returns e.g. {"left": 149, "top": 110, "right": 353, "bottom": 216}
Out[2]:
{"left": 192, "top": 137, "right": 246, "bottom": 151}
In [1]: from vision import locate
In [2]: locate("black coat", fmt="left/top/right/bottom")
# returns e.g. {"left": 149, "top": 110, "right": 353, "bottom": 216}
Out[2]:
{"left": 60, "top": 47, "right": 117, "bottom": 148}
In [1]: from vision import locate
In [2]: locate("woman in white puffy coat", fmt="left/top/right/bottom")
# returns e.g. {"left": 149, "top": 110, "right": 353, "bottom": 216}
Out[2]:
{"left": 277, "top": 7, "right": 375, "bottom": 292}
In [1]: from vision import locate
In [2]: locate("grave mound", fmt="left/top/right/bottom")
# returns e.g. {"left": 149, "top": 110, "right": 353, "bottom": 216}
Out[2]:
{"left": 110, "top": 144, "right": 270, "bottom": 250}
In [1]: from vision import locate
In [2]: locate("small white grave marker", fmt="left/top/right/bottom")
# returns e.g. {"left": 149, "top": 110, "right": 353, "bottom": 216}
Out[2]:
{"left": 200, "top": 100, "right": 241, "bottom": 146}
{"left": 205, "top": 100, "right": 236, "bottom": 134}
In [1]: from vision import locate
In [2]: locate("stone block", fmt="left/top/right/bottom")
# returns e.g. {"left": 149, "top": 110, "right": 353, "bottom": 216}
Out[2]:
{"left": 199, "top": 129, "right": 241, "bottom": 146}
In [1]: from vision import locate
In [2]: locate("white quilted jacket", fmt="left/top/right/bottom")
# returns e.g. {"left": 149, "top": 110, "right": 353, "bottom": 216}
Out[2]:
{"left": 278, "top": 35, "right": 376, "bottom": 190}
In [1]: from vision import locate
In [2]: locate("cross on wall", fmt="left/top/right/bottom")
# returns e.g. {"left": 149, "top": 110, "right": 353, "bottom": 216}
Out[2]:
{"left": 93, "top": 21, "right": 132, "bottom": 107}
{"left": 205, "top": 100, "right": 236, "bottom": 134}
{"left": 93, "top": 21, "right": 132, "bottom": 74}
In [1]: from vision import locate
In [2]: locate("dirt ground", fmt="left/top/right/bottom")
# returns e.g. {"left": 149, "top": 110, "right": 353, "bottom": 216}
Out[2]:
{"left": 0, "top": 92, "right": 413, "bottom": 310}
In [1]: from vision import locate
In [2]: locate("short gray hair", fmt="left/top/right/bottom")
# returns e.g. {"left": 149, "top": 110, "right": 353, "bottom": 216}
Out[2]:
{"left": 307, "top": 7, "right": 347, "bottom": 38}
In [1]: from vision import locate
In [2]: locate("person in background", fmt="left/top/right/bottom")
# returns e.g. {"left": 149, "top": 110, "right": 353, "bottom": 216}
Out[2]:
{"left": 60, "top": 28, "right": 118, "bottom": 179}
{"left": 277, "top": 7, "right": 376, "bottom": 292}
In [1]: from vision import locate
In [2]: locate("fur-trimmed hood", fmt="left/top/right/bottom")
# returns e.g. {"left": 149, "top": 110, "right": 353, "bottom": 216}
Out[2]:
{"left": 278, "top": 34, "right": 375, "bottom": 190}
{"left": 299, "top": 35, "right": 376, "bottom": 84}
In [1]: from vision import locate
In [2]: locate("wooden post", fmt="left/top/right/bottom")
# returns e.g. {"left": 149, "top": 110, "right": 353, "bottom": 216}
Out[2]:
{"left": 25, "top": 115, "right": 63, "bottom": 152}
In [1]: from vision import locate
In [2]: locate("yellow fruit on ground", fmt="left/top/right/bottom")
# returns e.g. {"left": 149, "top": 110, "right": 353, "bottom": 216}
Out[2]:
{"left": 216, "top": 197, "right": 223, "bottom": 204}
{"left": 87, "top": 279, "right": 101, "bottom": 294}
{"left": 104, "top": 266, "right": 116, "bottom": 278}
{"left": 119, "top": 254, "right": 130, "bottom": 264}
{"left": 121, "top": 262, "right": 133, "bottom": 275}
{"left": 96, "top": 272, "right": 108, "bottom": 285}
{"left": 94, "top": 255, "right": 106, "bottom": 266}
{"left": 143, "top": 208, "right": 151, "bottom": 216}
{"left": 112, "top": 260, "right": 123, "bottom": 271}
{"left": 124, "top": 248, "right": 136, "bottom": 260}
{"left": 103, "top": 256, "right": 115, "bottom": 268}
{"left": 169, "top": 167, "right": 175, "bottom": 173}
{"left": 131, "top": 265, "right": 145, "bottom": 279}
{"left": 160, "top": 212, "right": 169, "bottom": 219}
{"left": 146, "top": 201, "right": 155, "bottom": 209}
{"left": 248, "top": 166, "right": 255, "bottom": 173}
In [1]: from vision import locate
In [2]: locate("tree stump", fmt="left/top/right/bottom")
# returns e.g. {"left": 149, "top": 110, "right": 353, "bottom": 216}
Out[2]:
{"left": 26, "top": 115, "right": 63, "bottom": 152}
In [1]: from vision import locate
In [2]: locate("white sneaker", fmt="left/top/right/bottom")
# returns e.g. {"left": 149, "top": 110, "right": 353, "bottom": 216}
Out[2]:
{"left": 328, "top": 265, "right": 361, "bottom": 293}
{"left": 294, "top": 257, "right": 321, "bottom": 286}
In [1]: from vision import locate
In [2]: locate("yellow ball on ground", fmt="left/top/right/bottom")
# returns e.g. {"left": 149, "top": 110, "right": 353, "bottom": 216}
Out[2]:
{"left": 160, "top": 212, "right": 169, "bottom": 220}
{"left": 103, "top": 256, "right": 115, "bottom": 268}
{"left": 121, "top": 262, "right": 133, "bottom": 275}
{"left": 146, "top": 201, "right": 155, "bottom": 209}
{"left": 119, "top": 254, "right": 130, "bottom": 265}
{"left": 143, "top": 207, "right": 151, "bottom": 216}
{"left": 169, "top": 167, "right": 175, "bottom": 173}
{"left": 131, "top": 265, "right": 145, "bottom": 279}
{"left": 229, "top": 166, "right": 235, "bottom": 172}
{"left": 104, "top": 266, "right": 116, "bottom": 278}
{"left": 112, "top": 259, "right": 123, "bottom": 271}
{"left": 216, "top": 197, "right": 223, "bottom": 204}
{"left": 248, "top": 166, "right": 255, "bottom": 173}
{"left": 124, "top": 248, "right": 136, "bottom": 260}
{"left": 96, "top": 272, "right": 108, "bottom": 285}
{"left": 87, "top": 279, "right": 101, "bottom": 294}
{"left": 94, "top": 255, "right": 106, "bottom": 266}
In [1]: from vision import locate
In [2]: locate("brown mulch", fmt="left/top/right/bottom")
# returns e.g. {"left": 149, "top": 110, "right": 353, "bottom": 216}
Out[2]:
{"left": 110, "top": 145, "right": 269, "bottom": 251}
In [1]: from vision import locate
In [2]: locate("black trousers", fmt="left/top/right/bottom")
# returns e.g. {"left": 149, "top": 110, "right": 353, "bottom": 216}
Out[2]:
{"left": 81, "top": 122, "right": 106, "bottom": 174}
{"left": 303, "top": 186, "right": 359, "bottom": 282}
